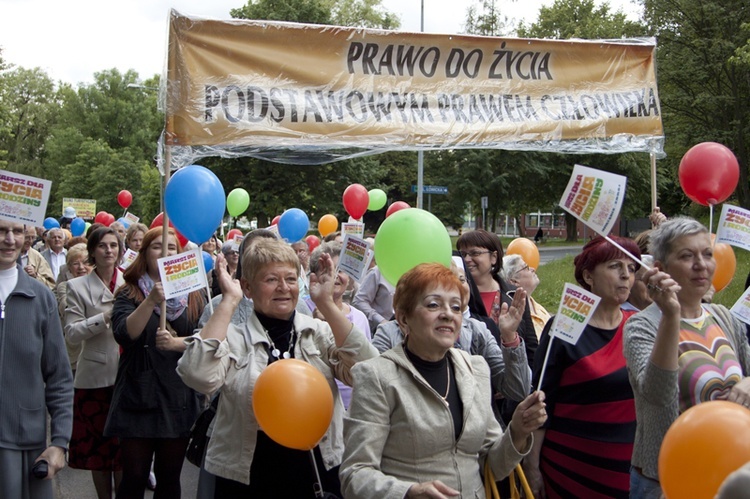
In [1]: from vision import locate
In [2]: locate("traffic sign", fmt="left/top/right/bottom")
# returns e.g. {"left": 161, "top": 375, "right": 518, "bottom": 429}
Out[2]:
{"left": 411, "top": 185, "right": 448, "bottom": 195}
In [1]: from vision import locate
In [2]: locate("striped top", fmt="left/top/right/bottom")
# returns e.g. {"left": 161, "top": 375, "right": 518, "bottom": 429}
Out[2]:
{"left": 532, "top": 310, "right": 637, "bottom": 498}
{"left": 678, "top": 312, "right": 742, "bottom": 412}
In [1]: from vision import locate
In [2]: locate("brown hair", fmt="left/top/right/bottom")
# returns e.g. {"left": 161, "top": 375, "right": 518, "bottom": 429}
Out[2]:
{"left": 117, "top": 227, "right": 204, "bottom": 322}
{"left": 241, "top": 238, "right": 299, "bottom": 284}
{"left": 456, "top": 229, "right": 504, "bottom": 277}
{"left": 86, "top": 227, "right": 124, "bottom": 266}
{"left": 393, "top": 263, "right": 466, "bottom": 317}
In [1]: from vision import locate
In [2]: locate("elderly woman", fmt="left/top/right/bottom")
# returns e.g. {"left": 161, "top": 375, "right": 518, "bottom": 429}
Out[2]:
{"left": 124, "top": 223, "right": 148, "bottom": 252}
{"left": 502, "top": 254, "right": 550, "bottom": 340}
{"left": 526, "top": 236, "right": 641, "bottom": 498}
{"left": 340, "top": 263, "right": 546, "bottom": 498}
{"left": 456, "top": 229, "right": 537, "bottom": 364}
{"left": 623, "top": 217, "right": 750, "bottom": 497}
{"left": 177, "top": 238, "right": 377, "bottom": 496}
{"left": 373, "top": 258, "right": 531, "bottom": 406}
{"left": 105, "top": 227, "right": 206, "bottom": 498}
{"left": 64, "top": 228, "right": 125, "bottom": 498}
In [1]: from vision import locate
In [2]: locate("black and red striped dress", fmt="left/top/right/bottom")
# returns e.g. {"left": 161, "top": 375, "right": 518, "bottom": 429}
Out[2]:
{"left": 532, "top": 310, "right": 637, "bottom": 499}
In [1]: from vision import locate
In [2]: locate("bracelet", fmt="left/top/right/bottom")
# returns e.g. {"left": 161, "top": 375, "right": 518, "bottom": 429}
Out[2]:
{"left": 502, "top": 332, "right": 521, "bottom": 348}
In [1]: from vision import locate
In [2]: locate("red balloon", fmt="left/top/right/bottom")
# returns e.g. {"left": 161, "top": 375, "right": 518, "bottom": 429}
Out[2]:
{"left": 117, "top": 190, "right": 133, "bottom": 209}
{"left": 386, "top": 201, "right": 410, "bottom": 218}
{"left": 226, "top": 229, "right": 243, "bottom": 242}
{"left": 342, "top": 184, "right": 369, "bottom": 220}
{"left": 305, "top": 235, "right": 321, "bottom": 253}
{"left": 149, "top": 212, "right": 189, "bottom": 247}
{"left": 104, "top": 214, "right": 116, "bottom": 227}
{"left": 271, "top": 215, "right": 281, "bottom": 226}
{"left": 679, "top": 142, "right": 739, "bottom": 206}
{"left": 94, "top": 211, "right": 109, "bottom": 225}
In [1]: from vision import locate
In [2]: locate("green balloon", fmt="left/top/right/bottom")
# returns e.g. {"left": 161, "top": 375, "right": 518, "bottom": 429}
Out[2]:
{"left": 226, "top": 188, "right": 250, "bottom": 217}
{"left": 367, "top": 189, "right": 387, "bottom": 211}
{"left": 374, "top": 208, "right": 452, "bottom": 286}
{"left": 84, "top": 222, "right": 92, "bottom": 231}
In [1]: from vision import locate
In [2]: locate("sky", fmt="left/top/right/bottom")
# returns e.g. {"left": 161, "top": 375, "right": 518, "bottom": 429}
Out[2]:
{"left": 0, "top": 0, "right": 641, "bottom": 86}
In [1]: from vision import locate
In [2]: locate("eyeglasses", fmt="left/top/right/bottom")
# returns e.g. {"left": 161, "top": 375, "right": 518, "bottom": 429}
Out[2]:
{"left": 226, "top": 250, "right": 239, "bottom": 256}
{"left": 459, "top": 250, "right": 492, "bottom": 259}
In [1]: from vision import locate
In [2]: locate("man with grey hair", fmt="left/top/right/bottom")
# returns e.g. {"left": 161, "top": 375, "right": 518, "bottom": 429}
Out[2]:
{"left": 41, "top": 227, "right": 67, "bottom": 281}
{"left": 0, "top": 219, "right": 73, "bottom": 497}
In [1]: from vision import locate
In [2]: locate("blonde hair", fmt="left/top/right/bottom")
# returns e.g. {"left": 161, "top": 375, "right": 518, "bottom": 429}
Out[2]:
{"left": 241, "top": 238, "right": 299, "bottom": 283}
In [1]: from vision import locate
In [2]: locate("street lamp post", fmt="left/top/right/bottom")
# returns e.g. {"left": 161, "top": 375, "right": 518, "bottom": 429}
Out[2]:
{"left": 416, "top": 0, "right": 425, "bottom": 210}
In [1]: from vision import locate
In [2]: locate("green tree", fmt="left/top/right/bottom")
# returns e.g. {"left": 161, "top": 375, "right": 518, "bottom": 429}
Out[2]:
{"left": 464, "top": 0, "right": 513, "bottom": 36}
{"left": 0, "top": 66, "right": 59, "bottom": 178}
{"left": 641, "top": 0, "right": 750, "bottom": 211}
{"left": 516, "top": 0, "right": 644, "bottom": 38}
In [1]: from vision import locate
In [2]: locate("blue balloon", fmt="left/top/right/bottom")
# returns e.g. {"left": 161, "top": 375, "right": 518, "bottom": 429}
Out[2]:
{"left": 202, "top": 251, "right": 214, "bottom": 274}
{"left": 278, "top": 208, "right": 309, "bottom": 243}
{"left": 43, "top": 217, "right": 60, "bottom": 230}
{"left": 117, "top": 217, "right": 132, "bottom": 228}
{"left": 164, "top": 165, "right": 226, "bottom": 244}
{"left": 70, "top": 217, "right": 86, "bottom": 237}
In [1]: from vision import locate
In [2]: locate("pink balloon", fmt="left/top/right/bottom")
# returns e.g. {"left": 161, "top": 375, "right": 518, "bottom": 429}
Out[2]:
{"left": 679, "top": 142, "right": 739, "bottom": 206}
{"left": 343, "top": 184, "right": 369, "bottom": 220}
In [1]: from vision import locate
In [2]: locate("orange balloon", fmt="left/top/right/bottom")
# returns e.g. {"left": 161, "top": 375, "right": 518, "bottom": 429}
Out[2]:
{"left": 252, "top": 359, "right": 334, "bottom": 451}
{"left": 318, "top": 214, "right": 338, "bottom": 237}
{"left": 711, "top": 234, "right": 736, "bottom": 292}
{"left": 505, "top": 238, "right": 541, "bottom": 270}
{"left": 659, "top": 401, "right": 750, "bottom": 498}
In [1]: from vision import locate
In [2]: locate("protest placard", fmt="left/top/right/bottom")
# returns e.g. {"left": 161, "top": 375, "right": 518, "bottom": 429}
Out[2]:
{"left": 559, "top": 164, "right": 627, "bottom": 237}
{"left": 537, "top": 283, "right": 601, "bottom": 389}
{"left": 730, "top": 287, "right": 750, "bottom": 326}
{"left": 120, "top": 249, "right": 138, "bottom": 271}
{"left": 338, "top": 234, "right": 373, "bottom": 283}
{"left": 342, "top": 222, "right": 365, "bottom": 238}
{"left": 62, "top": 198, "right": 96, "bottom": 220}
{"left": 0, "top": 170, "right": 52, "bottom": 227}
{"left": 716, "top": 204, "right": 750, "bottom": 252}
{"left": 124, "top": 212, "right": 140, "bottom": 225}
{"left": 158, "top": 249, "right": 207, "bottom": 299}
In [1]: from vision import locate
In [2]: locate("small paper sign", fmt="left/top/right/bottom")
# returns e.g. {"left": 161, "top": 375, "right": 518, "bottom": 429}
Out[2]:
{"left": 62, "top": 197, "right": 96, "bottom": 220}
{"left": 0, "top": 170, "right": 52, "bottom": 227}
{"left": 338, "top": 234, "right": 373, "bottom": 283}
{"left": 559, "top": 164, "right": 627, "bottom": 237}
{"left": 120, "top": 248, "right": 138, "bottom": 270}
{"left": 342, "top": 222, "right": 365, "bottom": 238}
{"left": 124, "top": 212, "right": 140, "bottom": 225}
{"left": 730, "top": 287, "right": 750, "bottom": 326}
{"left": 716, "top": 204, "right": 750, "bottom": 252}
{"left": 158, "top": 249, "right": 207, "bottom": 299}
{"left": 232, "top": 234, "right": 244, "bottom": 251}
{"left": 266, "top": 224, "right": 281, "bottom": 238}
{"left": 549, "top": 283, "right": 601, "bottom": 345}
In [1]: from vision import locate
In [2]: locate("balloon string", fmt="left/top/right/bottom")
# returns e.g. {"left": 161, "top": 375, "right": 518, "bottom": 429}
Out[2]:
{"left": 309, "top": 449, "right": 325, "bottom": 498}
{"left": 205, "top": 272, "right": 214, "bottom": 316}
{"left": 709, "top": 204, "right": 715, "bottom": 247}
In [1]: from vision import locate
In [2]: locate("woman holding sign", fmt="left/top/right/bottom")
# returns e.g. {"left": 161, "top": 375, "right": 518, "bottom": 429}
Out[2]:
{"left": 623, "top": 217, "right": 750, "bottom": 497}
{"left": 105, "top": 227, "right": 206, "bottom": 498}
{"left": 339, "top": 263, "right": 546, "bottom": 499}
{"left": 525, "top": 236, "right": 641, "bottom": 498}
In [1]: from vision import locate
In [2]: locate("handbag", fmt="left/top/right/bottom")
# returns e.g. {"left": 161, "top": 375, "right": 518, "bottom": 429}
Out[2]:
{"left": 484, "top": 461, "right": 534, "bottom": 499}
{"left": 186, "top": 394, "right": 220, "bottom": 467}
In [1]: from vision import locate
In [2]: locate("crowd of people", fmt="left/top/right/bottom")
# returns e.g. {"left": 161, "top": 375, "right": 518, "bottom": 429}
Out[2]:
{"left": 3, "top": 211, "right": 749, "bottom": 499}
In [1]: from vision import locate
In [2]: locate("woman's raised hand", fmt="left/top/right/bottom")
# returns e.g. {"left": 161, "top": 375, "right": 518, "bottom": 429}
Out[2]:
{"left": 497, "top": 287, "right": 527, "bottom": 338}
{"left": 642, "top": 267, "right": 681, "bottom": 316}
{"left": 146, "top": 281, "right": 166, "bottom": 305}
{"left": 215, "top": 253, "right": 243, "bottom": 301}
{"left": 309, "top": 253, "right": 336, "bottom": 307}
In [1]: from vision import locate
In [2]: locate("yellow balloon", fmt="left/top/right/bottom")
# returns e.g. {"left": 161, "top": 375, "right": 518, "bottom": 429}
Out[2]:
{"left": 318, "top": 214, "right": 338, "bottom": 237}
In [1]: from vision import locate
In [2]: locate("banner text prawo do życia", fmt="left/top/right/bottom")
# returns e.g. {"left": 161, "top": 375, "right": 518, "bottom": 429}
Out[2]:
{"left": 203, "top": 42, "right": 659, "bottom": 127}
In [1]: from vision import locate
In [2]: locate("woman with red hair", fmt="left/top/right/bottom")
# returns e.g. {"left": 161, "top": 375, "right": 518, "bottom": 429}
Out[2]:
{"left": 105, "top": 227, "right": 206, "bottom": 498}
{"left": 524, "top": 236, "right": 641, "bottom": 498}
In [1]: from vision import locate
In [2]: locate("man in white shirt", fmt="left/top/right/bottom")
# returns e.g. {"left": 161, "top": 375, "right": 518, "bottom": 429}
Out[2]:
{"left": 41, "top": 228, "right": 67, "bottom": 281}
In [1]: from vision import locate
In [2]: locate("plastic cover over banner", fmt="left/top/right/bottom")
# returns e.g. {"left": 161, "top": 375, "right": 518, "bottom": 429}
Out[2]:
{"left": 162, "top": 10, "right": 664, "bottom": 167}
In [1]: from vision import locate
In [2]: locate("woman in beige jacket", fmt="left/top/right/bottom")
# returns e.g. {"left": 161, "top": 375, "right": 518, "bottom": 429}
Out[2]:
{"left": 340, "top": 263, "right": 547, "bottom": 499}
{"left": 64, "top": 227, "right": 125, "bottom": 498}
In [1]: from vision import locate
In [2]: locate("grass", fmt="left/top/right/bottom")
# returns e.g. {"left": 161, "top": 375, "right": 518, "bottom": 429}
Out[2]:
{"left": 534, "top": 249, "right": 750, "bottom": 313}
